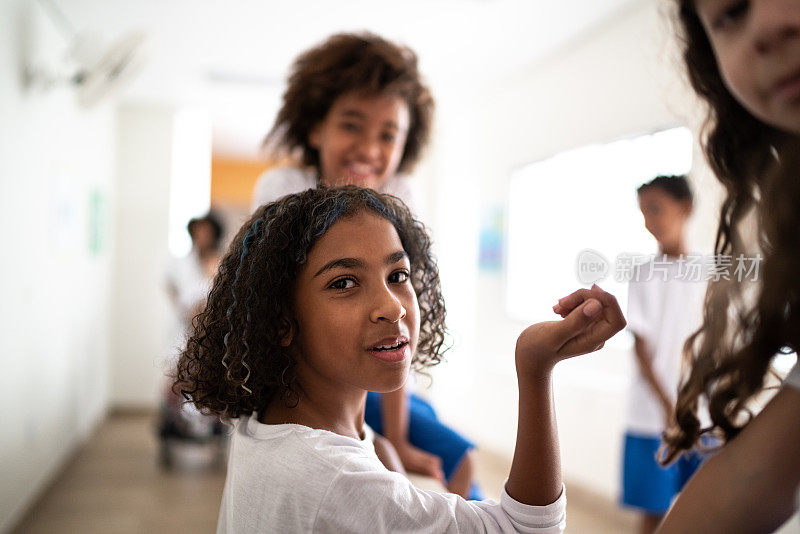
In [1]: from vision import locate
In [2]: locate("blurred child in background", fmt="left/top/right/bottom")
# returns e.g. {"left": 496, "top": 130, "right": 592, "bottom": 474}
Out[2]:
{"left": 159, "top": 212, "right": 226, "bottom": 468}
{"left": 622, "top": 175, "right": 708, "bottom": 533}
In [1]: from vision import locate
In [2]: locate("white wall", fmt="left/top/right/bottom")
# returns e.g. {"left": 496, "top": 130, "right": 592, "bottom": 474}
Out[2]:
{"left": 110, "top": 104, "right": 211, "bottom": 408}
{"left": 109, "top": 104, "right": 175, "bottom": 407}
{"left": 0, "top": 1, "right": 115, "bottom": 530}
{"left": 425, "top": 0, "right": 724, "bottom": 501}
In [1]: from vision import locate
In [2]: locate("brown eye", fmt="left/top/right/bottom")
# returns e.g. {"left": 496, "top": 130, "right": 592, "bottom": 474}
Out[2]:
{"left": 389, "top": 270, "right": 409, "bottom": 284}
{"left": 329, "top": 277, "right": 356, "bottom": 290}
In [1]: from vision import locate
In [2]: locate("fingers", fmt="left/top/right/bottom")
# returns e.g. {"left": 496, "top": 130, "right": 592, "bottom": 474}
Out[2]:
{"left": 552, "top": 285, "right": 601, "bottom": 317}
{"left": 553, "top": 285, "right": 623, "bottom": 322}
{"left": 553, "top": 286, "right": 626, "bottom": 356}
{"left": 551, "top": 297, "right": 604, "bottom": 347}
{"left": 552, "top": 283, "right": 613, "bottom": 313}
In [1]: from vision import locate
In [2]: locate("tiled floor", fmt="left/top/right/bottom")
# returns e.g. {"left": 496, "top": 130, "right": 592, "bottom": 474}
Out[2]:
{"left": 11, "top": 412, "right": 637, "bottom": 533}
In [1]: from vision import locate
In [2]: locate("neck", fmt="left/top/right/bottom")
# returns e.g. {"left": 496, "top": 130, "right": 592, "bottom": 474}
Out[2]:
{"left": 262, "top": 375, "right": 366, "bottom": 440}
{"left": 660, "top": 239, "right": 687, "bottom": 258}
{"left": 196, "top": 247, "right": 216, "bottom": 260}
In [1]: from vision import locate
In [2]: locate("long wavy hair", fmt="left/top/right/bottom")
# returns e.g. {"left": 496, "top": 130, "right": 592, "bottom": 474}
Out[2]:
{"left": 264, "top": 32, "right": 435, "bottom": 176}
{"left": 662, "top": 1, "right": 800, "bottom": 462}
{"left": 173, "top": 186, "right": 447, "bottom": 419}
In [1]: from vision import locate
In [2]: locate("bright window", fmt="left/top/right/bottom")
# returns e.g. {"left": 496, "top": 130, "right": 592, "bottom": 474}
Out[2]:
{"left": 506, "top": 127, "right": 693, "bottom": 349}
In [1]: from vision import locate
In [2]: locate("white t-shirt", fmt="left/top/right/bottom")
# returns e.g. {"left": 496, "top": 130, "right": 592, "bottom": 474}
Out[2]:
{"left": 217, "top": 413, "right": 566, "bottom": 533}
{"left": 250, "top": 167, "right": 419, "bottom": 214}
{"left": 625, "top": 257, "right": 707, "bottom": 435}
{"left": 164, "top": 250, "right": 212, "bottom": 363}
{"left": 165, "top": 251, "right": 210, "bottom": 320}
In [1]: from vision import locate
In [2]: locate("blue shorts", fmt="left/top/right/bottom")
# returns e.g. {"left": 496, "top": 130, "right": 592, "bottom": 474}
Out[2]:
{"left": 621, "top": 432, "right": 708, "bottom": 514}
{"left": 365, "top": 391, "right": 483, "bottom": 499}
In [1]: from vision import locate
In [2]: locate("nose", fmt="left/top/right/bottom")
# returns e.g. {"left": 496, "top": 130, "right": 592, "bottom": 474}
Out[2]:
{"left": 370, "top": 284, "right": 407, "bottom": 323}
{"left": 355, "top": 132, "right": 382, "bottom": 162}
{"left": 752, "top": 1, "right": 800, "bottom": 54}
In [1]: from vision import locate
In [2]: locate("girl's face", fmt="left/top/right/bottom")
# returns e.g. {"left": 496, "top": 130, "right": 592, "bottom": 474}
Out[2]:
{"left": 290, "top": 211, "right": 420, "bottom": 396}
{"left": 190, "top": 221, "right": 216, "bottom": 252}
{"left": 695, "top": 0, "right": 800, "bottom": 133}
{"left": 309, "top": 92, "right": 410, "bottom": 189}
{"left": 638, "top": 188, "right": 692, "bottom": 252}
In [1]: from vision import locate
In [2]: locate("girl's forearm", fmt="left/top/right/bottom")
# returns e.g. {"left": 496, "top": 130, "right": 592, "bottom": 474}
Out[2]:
{"left": 505, "top": 373, "right": 563, "bottom": 506}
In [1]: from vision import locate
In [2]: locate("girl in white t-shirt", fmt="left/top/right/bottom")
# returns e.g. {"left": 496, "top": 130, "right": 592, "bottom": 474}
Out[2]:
{"left": 655, "top": 2, "right": 800, "bottom": 532}
{"left": 174, "top": 186, "right": 627, "bottom": 533}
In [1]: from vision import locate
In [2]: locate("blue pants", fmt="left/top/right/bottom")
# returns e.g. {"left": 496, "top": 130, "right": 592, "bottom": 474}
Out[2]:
{"left": 365, "top": 391, "right": 484, "bottom": 500}
{"left": 621, "top": 433, "right": 710, "bottom": 514}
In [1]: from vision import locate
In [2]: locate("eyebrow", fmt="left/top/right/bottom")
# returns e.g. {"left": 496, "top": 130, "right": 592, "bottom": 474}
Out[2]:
{"left": 313, "top": 250, "right": 408, "bottom": 278}
{"left": 339, "top": 109, "right": 400, "bottom": 131}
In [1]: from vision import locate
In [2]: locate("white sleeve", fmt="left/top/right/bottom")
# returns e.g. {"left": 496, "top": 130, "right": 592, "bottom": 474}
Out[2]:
{"left": 785, "top": 361, "right": 800, "bottom": 390}
{"left": 315, "top": 456, "right": 566, "bottom": 533}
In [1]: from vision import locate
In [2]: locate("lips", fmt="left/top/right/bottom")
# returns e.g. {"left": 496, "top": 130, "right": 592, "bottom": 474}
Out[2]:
{"left": 366, "top": 335, "right": 410, "bottom": 363}
{"left": 344, "top": 161, "right": 380, "bottom": 183}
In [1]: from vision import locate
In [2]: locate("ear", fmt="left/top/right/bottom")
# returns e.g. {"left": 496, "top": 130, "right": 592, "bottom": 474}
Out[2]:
{"left": 681, "top": 200, "right": 693, "bottom": 218}
{"left": 279, "top": 321, "right": 295, "bottom": 347}
{"left": 308, "top": 122, "right": 323, "bottom": 150}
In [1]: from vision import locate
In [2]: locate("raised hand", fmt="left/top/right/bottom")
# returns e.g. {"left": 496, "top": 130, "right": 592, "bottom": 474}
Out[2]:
{"left": 516, "top": 285, "right": 626, "bottom": 378}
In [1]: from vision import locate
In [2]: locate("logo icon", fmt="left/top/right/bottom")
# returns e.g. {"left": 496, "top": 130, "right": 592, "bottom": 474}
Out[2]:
{"left": 576, "top": 249, "right": 610, "bottom": 285}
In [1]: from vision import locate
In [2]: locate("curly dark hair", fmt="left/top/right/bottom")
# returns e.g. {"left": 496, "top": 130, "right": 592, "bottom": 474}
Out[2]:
{"left": 264, "top": 32, "right": 435, "bottom": 175}
{"left": 661, "top": 1, "right": 800, "bottom": 463}
{"left": 173, "top": 186, "right": 447, "bottom": 419}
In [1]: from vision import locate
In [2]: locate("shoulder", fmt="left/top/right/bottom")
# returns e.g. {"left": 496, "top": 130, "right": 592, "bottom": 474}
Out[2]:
{"left": 222, "top": 417, "right": 378, "bottom": 532}
{"left": 227, "top": 418, "right": 381, "bottom": 506}
{"left": 235, "top": 415, "right": 376, "bottom": 470}
{"left": 251, "top": 166, "right": 316, "bottom": 211}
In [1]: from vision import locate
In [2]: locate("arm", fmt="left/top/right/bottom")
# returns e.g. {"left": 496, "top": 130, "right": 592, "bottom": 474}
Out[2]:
{"left": 633, "top": 334, "right": 675, "bottom": 426}
{"left": 372, "top": 434, "right": 406, "bottom": 475}
{"left": 507, "top": 285, "right": 626, "bottom": 504}
{"left": 656, "top": 385, "right": 800, "bottom": 534}
{"left": 379, "top": 385, "right": 409, "bottom": 445}
{"left": 507, "top": 368, "right": 562, "bottom": 505}
{"left": 380, "top": 385, "right": 444, "bottom": 481}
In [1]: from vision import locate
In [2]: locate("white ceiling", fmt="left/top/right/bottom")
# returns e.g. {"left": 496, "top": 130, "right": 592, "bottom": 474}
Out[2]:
{"left": 50, "top": 0, "right": 637, "bottom": 157}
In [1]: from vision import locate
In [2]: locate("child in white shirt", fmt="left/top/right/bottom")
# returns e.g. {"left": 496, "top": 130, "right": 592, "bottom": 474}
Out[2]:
{"left": 174, "top": 186, "right": 627, "bottom": 533}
